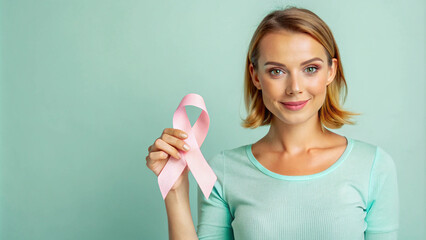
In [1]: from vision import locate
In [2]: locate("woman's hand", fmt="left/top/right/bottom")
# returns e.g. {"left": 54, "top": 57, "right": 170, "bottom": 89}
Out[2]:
{"left": 147, "top": 128, "right": 198, "bottom": 239}
{"left": 146, "top": 128, "right": 191, "bottom": 190}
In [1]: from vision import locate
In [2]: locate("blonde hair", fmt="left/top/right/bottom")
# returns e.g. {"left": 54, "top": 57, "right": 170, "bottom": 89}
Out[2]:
{"left": 241, "top": 7, "right": 360, "bottom": 132}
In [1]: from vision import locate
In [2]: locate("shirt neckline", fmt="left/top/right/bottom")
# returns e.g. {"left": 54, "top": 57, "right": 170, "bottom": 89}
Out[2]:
{"left": 245, "top": 136, "right": 354, "bottom": 181}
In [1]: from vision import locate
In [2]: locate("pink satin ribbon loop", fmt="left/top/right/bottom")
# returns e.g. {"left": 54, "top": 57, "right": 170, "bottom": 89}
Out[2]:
{"left": 158, "top": 93, "right": 217, "bottom": 200}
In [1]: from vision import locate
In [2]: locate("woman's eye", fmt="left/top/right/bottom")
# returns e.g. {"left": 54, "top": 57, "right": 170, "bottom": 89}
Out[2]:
{"left": 305, "top": 66, "right": 318, "bottom": 74}
{"left": 270, "top": 69, "right": 283, "bottom": 76}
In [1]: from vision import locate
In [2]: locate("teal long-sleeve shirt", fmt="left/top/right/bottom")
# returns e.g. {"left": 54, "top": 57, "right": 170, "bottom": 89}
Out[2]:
{"left": 197, "top": 136, "right": 399, "bottom": 240}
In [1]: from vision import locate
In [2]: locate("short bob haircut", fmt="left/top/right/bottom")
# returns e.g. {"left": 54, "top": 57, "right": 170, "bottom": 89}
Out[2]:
{"left": 241, "top": 7, "right": 359, "bottom": 132}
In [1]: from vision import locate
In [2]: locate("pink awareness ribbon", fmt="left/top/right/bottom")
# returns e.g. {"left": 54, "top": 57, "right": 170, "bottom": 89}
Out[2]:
{"left": 158, "top": 93, "right": 217, "bottom": 200}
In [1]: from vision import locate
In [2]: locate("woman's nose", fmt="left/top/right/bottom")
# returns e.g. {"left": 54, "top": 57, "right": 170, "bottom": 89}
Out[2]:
{"left": 285, "top": 74, "right": 303, "bottom": 95}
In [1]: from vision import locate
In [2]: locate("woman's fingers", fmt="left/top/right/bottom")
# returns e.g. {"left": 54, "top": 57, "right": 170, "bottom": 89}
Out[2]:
{"left": 145, "top": 128, "right": 191, "bottom": 176}
{"left": 163, "top": 128, "right": 188, "bottom": 140}
{"left": 146, "top": 150, "right": 167, "bottom": 166}
{"left": 162, "top": 133, "right": 191, "bottom": 153}
{"left": 153, "top": 138, "right": 181, "bottom": 160}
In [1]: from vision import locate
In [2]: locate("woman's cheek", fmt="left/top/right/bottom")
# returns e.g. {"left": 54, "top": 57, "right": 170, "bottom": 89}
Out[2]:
{"left": 261, "top": 77, "right": 281, "bottom": 93}
{"left": 265, "top": 82, "right": 285, "bottom": 96}
{"left": 305, "top": 77, "right": 327, "bottom": 95}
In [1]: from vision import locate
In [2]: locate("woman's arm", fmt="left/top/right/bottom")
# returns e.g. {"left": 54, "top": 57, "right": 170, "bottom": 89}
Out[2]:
{"left": 164, "top": 170, "right": 198, "bottom": 240}
{"left": 364, "top": 146, "right": 399, "bottom": 239}
{"left": 145, "top": 128, "right": 198, "bottom": 240}
{"left": 196, "top": 151, "right": 234, "bottom": 240}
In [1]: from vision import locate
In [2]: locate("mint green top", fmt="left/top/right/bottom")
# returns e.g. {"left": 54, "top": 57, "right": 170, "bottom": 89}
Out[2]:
{"left": 197, "top": 136, "right": 399, "bottom": 240}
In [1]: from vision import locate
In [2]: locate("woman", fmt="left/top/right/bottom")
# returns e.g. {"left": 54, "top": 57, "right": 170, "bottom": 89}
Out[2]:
{"left": 145, "top": 7, "right": 399, "bottom": 240}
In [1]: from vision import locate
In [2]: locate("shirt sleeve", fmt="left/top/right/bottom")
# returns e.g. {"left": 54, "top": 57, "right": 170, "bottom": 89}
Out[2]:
{"left": 364, "top": 146, "right": 400, "bottom": 240}
{"left": 196, "top": 151, "right": 234, "bottom": 240}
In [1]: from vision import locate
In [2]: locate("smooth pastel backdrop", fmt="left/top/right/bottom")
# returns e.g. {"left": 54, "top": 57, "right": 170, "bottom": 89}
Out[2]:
{"left": 0, "top": 0, "right": 424, "bottom": 239}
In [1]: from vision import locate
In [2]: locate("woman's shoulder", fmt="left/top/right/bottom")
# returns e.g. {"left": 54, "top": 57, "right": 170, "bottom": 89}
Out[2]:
{"left": 348, "top": 136, "right": 377, "bottom": 150}
{"left": 208, "top": 144, "right": 249, "bottom": 160}
{"left": 206, "top": 144, "right": 252, "bottom": 171}
{"left": 205, "top": 144, "right": 251, "bottom": 189}
{"left": 348, "top": 136, "right": 391, "bottom": 155}
{"left": 347, "top": 136, "right": 396, "bottom": 170}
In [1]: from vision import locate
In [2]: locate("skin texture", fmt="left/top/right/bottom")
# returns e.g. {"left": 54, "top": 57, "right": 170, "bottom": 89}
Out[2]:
{"left": 249, "top": 30, "right": 347, "bottom": 175}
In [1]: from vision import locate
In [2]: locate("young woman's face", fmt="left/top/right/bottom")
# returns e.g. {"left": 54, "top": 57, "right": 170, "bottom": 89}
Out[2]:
{"left": 249, "top": 30, "right": 337, "bottom": 126}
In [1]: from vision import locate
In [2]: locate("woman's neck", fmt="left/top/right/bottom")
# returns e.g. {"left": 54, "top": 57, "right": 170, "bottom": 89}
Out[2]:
{"left": 261, "top": 115, "right": 332, "bottom": 155}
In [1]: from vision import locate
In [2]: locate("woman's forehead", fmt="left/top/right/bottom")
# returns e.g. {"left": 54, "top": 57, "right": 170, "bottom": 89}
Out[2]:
{"left": 258, "top": 31, "right": 327, "bottom": 64}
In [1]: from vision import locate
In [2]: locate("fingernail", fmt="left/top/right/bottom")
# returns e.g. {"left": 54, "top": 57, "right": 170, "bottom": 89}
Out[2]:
{"left": 180, "top": 133, "right": 188, "bottom": 138}
{"left": 177, "top": 152, "right": 182, "bottom": 159}
{"left": 183, "top": 144, "right": 190, "bottom": 151}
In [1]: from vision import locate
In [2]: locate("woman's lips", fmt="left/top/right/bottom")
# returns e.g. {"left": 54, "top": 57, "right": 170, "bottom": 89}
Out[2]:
{"left": 282, "top": 100, "right": 309, "bottom": 105}
{"left": 281, "top": 100, "right": 309, "bottom": 110}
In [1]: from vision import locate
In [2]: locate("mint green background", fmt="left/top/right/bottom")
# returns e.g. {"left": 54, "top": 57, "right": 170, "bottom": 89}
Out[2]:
{"left": 0, "top": 0, "right": 424, "bottom": 239}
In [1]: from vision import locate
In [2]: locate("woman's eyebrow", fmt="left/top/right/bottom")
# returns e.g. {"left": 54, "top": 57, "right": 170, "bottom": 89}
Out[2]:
{"left": 264, "top": 57, "right": 323, "bottom": 67}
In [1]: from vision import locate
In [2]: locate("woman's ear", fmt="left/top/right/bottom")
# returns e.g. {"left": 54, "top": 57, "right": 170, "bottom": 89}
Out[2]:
{"left": 326, "top": 58, "right": 338, "bottom": 86}
{"left": 249, "top": 63, "right": 262, "bottom": 90}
